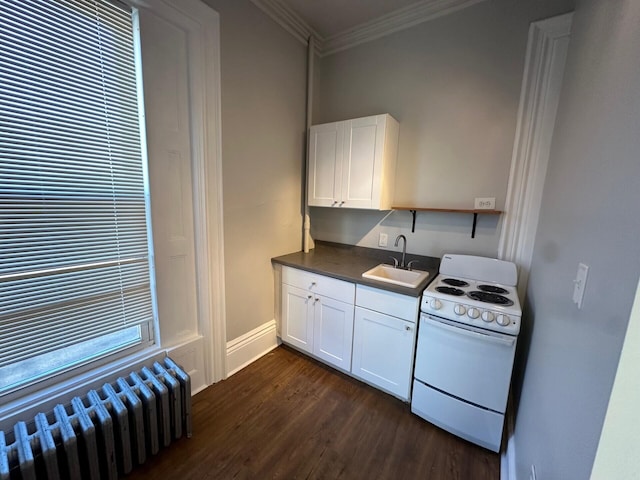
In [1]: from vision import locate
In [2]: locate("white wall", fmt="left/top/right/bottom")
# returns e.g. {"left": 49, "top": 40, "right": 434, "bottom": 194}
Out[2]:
{"left": 591, "top": 278, "right": 640, "bottom": 479}
{"left": 201, "top": 0, "right": 307, "bottom": 342}
{"left": 311, "top": 0, "right": 574, "bottom": 259}
{"left": 513, "top": 0, "right": 640, "bottom": 478}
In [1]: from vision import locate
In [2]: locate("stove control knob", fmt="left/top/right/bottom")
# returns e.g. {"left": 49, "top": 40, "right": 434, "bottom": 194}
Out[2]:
{"left": 454, "top": 304, "right": 466, "bottom": 316}
{"left": 467, "top": 308, "right": 480, "bottom": 319}
{"left": 430, "top": 299, "right": 442, "bottom": 310}
{"left": 496, "top": 314, "right": 511, "bottom": 326}
{"left": 481, "top": 311, "right": 495, "bottom": 323}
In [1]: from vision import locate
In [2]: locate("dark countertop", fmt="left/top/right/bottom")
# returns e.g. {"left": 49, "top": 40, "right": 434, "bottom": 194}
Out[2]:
{"left": 272, "top": 241, "right": 440, "bottom": 297}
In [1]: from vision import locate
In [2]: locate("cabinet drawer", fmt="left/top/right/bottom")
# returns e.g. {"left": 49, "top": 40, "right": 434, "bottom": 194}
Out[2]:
{"left": 355, "top": 285, "right": 419, "bottom": 322}
{"left": 282, "top": 266, "right": 354, "bottom": 304}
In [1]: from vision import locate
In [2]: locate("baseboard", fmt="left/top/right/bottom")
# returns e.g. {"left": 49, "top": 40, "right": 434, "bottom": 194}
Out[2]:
{"left": 226, "top": 320, "right": 278, "bottom": 377}
{"left": 166, "top": 336, "right": 207, "bottom": 396}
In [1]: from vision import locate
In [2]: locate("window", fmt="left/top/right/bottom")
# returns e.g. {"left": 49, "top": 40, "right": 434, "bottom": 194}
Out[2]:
{"left": 0, "top": 0, "right": 156, "bottom": 395}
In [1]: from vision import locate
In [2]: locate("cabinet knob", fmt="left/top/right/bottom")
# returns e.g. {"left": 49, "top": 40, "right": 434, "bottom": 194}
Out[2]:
{"left": 332, "top": 201, "right": 338, "bottom": 205}
{"left": 307, "top": 295, "right": 313, "bottom": 300}
{"left": 340, "top": 201, "right": 345, "bottom": 206}
{"left": 405, "top": 326, "right": 411, "bottom": 331}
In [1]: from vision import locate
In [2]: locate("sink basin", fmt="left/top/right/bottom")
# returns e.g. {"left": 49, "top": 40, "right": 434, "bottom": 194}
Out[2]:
{"left": 362, "top": 264, "right": 429, "bottom": 288}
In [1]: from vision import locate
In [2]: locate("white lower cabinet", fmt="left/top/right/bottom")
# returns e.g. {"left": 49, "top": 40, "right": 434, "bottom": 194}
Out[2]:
{"left": 281, "top": 283, "right": 314, "bottom": 354}
{"left": 280, "top": 267, "right": 420, "bottom": 400}
{"left": 313, "top": 296, "right": 354, "bottom": 371}
{"left": 351, "top": 286, "right": 419, "bottom": 401}
{"left": 281, "top": 267, "right": 355, "bottom": 371}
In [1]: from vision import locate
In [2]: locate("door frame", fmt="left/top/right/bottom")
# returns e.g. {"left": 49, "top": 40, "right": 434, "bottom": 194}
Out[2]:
{"left": 498, "top": 13, "right": 573, "bottom": 300}
{"left": 131, "top": 0, "right": 226, "bottom": 385}
{"left": 498, "top": 13, "right": 573, "bottom": 480}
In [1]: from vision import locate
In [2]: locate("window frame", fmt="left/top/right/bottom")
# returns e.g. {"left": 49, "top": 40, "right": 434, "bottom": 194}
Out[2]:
{"left": 0, "top": 0, "right": 159, "bottom": 399}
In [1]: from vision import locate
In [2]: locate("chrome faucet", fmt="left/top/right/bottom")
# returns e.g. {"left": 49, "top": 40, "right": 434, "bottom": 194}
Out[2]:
{"left": 394, "top": 234, "right": 407, "bottom": 269}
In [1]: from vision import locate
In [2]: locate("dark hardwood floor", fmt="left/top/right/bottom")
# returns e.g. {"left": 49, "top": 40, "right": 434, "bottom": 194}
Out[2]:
{"left": 125, "top": 346, "right": 499, "bottom": 479}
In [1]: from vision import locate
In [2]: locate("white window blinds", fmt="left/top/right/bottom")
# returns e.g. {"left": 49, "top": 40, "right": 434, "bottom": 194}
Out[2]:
{"left": 0, "top": 0, "right": 155, "bottom": 393}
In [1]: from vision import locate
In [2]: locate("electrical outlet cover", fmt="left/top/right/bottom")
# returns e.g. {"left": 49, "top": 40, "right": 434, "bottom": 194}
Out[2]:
{"left": 378, "top": 233, "right": 388, "bottom": 247}
{"left": 474, "top": 197, "right": 496, "bottom": 209}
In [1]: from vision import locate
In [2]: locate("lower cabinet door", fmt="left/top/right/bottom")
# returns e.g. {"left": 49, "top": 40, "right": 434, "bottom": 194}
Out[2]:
{"left": 351, "top": 306, "right": 416, "bottom": 400}
{"left": 313, "top": 295, "right": 354, "bottom": 371}
{"left": 281, "top": 284, "right": 313, "bottom": 353}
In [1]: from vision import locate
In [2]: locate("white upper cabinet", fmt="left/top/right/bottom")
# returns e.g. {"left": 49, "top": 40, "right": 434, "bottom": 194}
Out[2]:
{"left": 308, "top": 114, "right": 399, "bottom": 210}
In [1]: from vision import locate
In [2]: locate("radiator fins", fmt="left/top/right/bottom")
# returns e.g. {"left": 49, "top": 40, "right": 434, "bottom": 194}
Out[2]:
{"left": 0, "top": 356, "right": 192, "bottom": 480}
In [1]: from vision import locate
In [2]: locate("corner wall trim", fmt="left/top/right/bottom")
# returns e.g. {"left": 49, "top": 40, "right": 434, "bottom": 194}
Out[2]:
{"left": 498, "top": 13, "right": 573, "bottom": 300}
{"left": 226, "top": 320, "right": 278, "bottom": 377}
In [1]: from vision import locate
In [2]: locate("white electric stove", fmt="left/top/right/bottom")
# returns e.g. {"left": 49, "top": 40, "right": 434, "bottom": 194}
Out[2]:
{"left": 411, "top": 254, "right": 522, "bottom": 452}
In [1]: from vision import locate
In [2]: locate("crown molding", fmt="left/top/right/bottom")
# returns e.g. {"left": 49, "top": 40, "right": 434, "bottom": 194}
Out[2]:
{"left": 250, "top": 0, "right": 488, "bottom": 57}
{"left": 249, "top": 0, "right": 320, "bottom": 47}
{"left": 322, "top": 0, "right": 488, "bottom": 56}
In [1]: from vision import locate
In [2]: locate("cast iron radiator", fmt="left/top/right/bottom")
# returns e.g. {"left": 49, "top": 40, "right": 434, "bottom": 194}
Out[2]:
{"left": 0, "top": 356, "right": 192, "bottom": 480}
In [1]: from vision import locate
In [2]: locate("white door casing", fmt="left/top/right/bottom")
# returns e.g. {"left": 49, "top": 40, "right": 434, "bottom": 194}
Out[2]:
{"left": 132, "top": 0, "right": 226, "bottom": 385}
{"left": 497, "top": 12, "right": 573, "bottom": 479}
{"left": 499, "top": 13, "right": 573, "bottom": 300}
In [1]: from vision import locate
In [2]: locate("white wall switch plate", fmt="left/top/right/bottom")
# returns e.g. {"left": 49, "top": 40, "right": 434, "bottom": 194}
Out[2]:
{"left": 474, "top": 197, "right": 496, "bottom": 209}
{"left": 378, "top": 233, "right": 388, "bottom": 247}
{"left": 573, "top": 263, "right": 589, "bottom": 309}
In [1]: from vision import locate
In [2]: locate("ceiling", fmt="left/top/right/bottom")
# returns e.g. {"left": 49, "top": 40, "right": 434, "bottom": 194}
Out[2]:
{"left": 250, "top": 0, "right": 487, "bottom": 56}
{"left": 282, "top": 0, "right": 421, "bottom": 38}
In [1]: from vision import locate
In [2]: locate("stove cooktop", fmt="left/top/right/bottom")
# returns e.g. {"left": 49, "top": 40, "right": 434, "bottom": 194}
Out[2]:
{"left": 421, "top": 254, "right": 522, "bottom": 336}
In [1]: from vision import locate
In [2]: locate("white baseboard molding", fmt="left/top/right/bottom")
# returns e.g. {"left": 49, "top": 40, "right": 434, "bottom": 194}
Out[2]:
{"left": 166, "top": 335, "right": 207, "bottom": 396}
{"left": 226, "top": 320, "right": 278, "bottom": 377}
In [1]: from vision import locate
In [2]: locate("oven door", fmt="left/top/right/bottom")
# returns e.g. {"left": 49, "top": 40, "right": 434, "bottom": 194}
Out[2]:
{"left": 414, "top": 313, "right": 516, "bottom": 413}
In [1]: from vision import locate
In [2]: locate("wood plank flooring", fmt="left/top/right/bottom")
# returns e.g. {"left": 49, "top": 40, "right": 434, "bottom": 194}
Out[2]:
{"left": 125, "top": 346, "right": 499, "bottom": 480}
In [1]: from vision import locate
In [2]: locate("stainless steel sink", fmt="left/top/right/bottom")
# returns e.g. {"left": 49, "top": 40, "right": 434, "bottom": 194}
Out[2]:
{"left": 361, "top": 264, "right": 429, "bottom": 288}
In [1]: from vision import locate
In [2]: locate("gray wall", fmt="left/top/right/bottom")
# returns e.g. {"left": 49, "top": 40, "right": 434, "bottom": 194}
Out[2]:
{"left": 310, "top": 0, "right": 574, "bottom": 259}
{"left": 202, "top": 0, "right": 307, "bottom": 341}
{"left": 514, "top": 0, "right": 640, "bottom": 478}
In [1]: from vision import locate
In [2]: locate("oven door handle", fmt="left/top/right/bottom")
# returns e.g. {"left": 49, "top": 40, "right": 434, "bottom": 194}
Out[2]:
{"left": 423, "top": 315, "right": 516, "bottom": 347}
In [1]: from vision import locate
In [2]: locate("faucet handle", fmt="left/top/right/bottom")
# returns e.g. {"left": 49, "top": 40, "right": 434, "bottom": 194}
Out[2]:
{"left": 389, "top": 256, "right": 399, "bottom": 268}
{"left": 407, "top": 260, "right": 419, "bottom": 271}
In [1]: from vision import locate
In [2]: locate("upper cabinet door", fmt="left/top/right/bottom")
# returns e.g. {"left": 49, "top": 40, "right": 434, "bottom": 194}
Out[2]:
{"left": 307, "top": 114, "right": 398, "bottom": 210}
{"left": 341, "top": 116, "right": 385, "bottom": 209}
{"left": 308, "top": 122, "right": 344, "bottom": 207}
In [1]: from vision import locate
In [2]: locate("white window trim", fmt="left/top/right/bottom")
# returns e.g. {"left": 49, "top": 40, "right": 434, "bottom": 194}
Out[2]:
{"left": 120, "top": 0, "right": 227, "bottom": 383}
{"left": 1, "top": 0, "right": 225, "bottom": 421}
